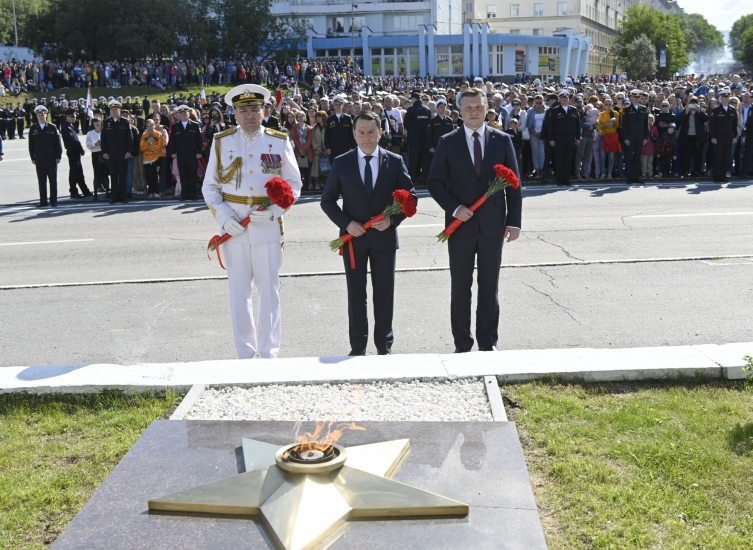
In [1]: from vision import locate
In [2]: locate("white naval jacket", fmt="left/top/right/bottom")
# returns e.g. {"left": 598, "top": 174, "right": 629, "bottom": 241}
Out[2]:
{"left": 202, "top": 126, "right": 302, "bottom": 244}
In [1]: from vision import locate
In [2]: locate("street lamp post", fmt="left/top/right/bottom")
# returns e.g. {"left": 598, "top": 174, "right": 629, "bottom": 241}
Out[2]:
{"left": 12, "top": 0, "right": 19, "bottom": 46}
{"left": 351, "top": 2, "right": 359, "bottom": 67}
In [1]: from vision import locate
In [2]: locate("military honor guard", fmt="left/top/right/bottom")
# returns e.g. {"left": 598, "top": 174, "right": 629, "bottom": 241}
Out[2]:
{"left": 5, "top": 103, "right": 16, "bottom": 140}
{"left": 709, "top": 88, "right": 738, "bottom": 183}
{"left": 325, "top": 95, "right": 356, "bottom": 161}
{"left": 620, "top": 89, "right": 650, "bottom": 185}
{"left": 425, "top": 98, "right": 454, "bottom": 176}
{"left": 61, "top": 108, "right": 92, "bottom": 198}
{"left": 16, "top": 103, "right": 26, "bottom": 139}
{"left": 545, "top": 89, "right": 581, "bottom": 186}
{"left": 168, "top": 104, "right": 204, "bottom": 200}
{"left": 202, "top": 84, "right": 302, "bottom": 359}
{"left": 100, "top": 99, "right": 134, "bottom": 204}
{"left": 403, "top": 91, "right": 432, "bottom": 183}
{"left": 28, "top": 105, "right": 63, "bottom": 207}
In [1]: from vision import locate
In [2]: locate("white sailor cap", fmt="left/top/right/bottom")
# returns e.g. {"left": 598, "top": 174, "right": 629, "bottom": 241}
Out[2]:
{"left": 175, "top": 104, "right": 191, "bottom": 112}
{"left": 332, "top": 94, "right": 346, "bottom": 104}
{"left": 108, "top": 99, "right": 122, "bottom": 108}
{"left": 557, "top": 89, "right": 571, "bottom": 97}
{"left": 224, "top": 84, "right": 270, "bottom": 108}
{"left": 436, "top": 98, "right": 447, "bottom": 106}
{"left": 474, "top": 76, "right": 484, "bottom": 82}
{"left": 34, "top": 105, "right": 48, "bottom": 113}
{"left": 718, "top": 87, "right": 731, "bottom": 96}
{"left": 629, "top": 89, "right": 642, "bottom": 97}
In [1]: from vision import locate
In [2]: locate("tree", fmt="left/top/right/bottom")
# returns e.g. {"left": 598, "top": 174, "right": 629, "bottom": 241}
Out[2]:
{"left": 730, "top": 14, "right": 753, "bottom": 62}
{"left": 621, "top": 34, "right": 657, "bottom": 79}
{"left": 0, "top": 0, "right": 49, "bottom": 47}
{"left": 678, "top": 13, "right": 724, "bottom": 56}
{"left": 614, "top": 5, "right": 688, "bottom": 76}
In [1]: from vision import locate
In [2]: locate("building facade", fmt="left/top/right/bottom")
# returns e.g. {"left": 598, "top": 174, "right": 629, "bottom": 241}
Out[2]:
{"left": 463, "top": 0, "right": 683, "bottom": 75}
{"left": 305, "top": 24, "right": 590, "bottom": 82}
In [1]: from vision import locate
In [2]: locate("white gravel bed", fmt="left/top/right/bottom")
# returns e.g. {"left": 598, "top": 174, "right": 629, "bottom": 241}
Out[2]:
{"left": 184, "top": 379, "right": 493, "bottom": 421}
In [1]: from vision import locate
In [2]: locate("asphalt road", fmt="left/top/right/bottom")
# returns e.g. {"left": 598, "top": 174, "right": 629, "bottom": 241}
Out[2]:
{"left": 1, "top": 135, "right": 752, "bottom": 366}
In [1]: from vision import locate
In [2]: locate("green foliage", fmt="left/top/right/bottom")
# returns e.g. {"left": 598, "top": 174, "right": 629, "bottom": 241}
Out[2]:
{"left": 621, "top": 35, "right": 657, "bottom": 80}
{"left": 508, "top": 381, "right": 753, "bottom": 549}
{"left": 678, "top": 13, "right": 724, "bottom": 55}
{"left": 20, "top": 0, "right": 307, "bottom": 61}
{"left": 0, "top": 0, "right": 49, "bottom": 47}
{"left": 729, "top": 14, "right": 753, "bottom": 62}
{"left": 615, "top": 5, "right": 689, "bottom": 76}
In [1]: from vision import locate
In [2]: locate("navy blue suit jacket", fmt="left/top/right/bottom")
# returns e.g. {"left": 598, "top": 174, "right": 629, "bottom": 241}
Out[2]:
{"left": 320, "top": 147, "right": 417, "bottom": 251}
{"left": 427, "top": 125, "right": 522, "bottom": 239}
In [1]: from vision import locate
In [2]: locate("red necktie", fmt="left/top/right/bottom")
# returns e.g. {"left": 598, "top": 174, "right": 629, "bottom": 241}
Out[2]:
{"left": 473, "top": 131, "right": 482, "bottom": 176}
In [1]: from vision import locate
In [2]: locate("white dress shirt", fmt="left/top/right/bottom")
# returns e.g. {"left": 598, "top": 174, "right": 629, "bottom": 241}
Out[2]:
{"left": 357, "top": 147, "right": 379, "bottom": 186}
{"left": 182, "top": 121, "right": 188, "bottom": 129}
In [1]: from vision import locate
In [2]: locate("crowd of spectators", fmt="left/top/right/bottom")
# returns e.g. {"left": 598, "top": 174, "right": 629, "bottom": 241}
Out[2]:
{"left": 4, "top": 52, "right": 752, "bottom": 195}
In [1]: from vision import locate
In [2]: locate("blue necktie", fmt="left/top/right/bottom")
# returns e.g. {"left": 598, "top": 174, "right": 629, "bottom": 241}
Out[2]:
{"left": 364, "top": 155, "right": 373, "bottom": 196}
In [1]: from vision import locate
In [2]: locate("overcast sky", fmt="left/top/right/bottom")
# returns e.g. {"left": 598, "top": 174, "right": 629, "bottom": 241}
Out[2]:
{"left": 679, "top": 0, "right": 746, "bottom": 31}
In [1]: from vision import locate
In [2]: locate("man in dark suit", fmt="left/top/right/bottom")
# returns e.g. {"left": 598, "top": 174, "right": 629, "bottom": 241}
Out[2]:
{"left": 61, "top": 109, "right": 92, "bottom": 199}
{"left": 100, "top": 99, "right": 133, "bottom": 204}
{"left": 168, "top": 104, "right": 204, "bottom": 200}
{"left": 262, "top": 102, "right": 280, "bottom": 129}
{"left": 321, "top": 111, "right": 417, "bottom": 356}
{"left": 427, "top": 87, "right": 522, "bottom": 353}
{"left": 403, "top": 91, "right": 431, "bottom": 183}
{"left": 620, "top": 89, "right": 649, "bottom": 184}
{"left": 325, "top": 96, "right": 356, "bottom": 160}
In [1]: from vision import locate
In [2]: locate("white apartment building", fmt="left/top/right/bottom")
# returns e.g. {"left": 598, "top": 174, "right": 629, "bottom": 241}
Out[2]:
{"left": 464, "top": 0, "right": 682, "bottom": 75}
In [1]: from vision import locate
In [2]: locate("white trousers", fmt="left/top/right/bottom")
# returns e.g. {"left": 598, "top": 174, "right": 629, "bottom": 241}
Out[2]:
{"left": 224, "top": 241, "right": 283, "bottom": 359}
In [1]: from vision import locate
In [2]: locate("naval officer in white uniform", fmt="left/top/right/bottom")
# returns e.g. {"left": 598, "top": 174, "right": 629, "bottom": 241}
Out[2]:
{"left": 203, "top": 84, "right": 302, "bottom": 359}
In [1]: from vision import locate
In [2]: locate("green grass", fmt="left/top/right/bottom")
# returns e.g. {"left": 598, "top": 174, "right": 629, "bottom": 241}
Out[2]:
{"left": 11, "top": 84, "right": 240, "bottom": 107}
{"left": 0, "top": 392, "right": 178, "bottom": 549}
{"left": 506, "top": 380, "right": 753, "bottom": 550}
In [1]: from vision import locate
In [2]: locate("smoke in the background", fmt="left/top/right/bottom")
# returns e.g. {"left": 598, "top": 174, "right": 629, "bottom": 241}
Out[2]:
{"left": 679, "top": 31, "right": 736, "bottom": 75}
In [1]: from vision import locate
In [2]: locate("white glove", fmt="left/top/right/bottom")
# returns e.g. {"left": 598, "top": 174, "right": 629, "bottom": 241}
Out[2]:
{"left": 250, "top": 208, "right": 274, "bottom": 222}
{"left": 223, "top": 217, "right": 245, "bottom": 236}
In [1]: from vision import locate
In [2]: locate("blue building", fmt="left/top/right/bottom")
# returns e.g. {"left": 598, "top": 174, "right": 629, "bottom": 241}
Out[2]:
{"left": 307, "top": 24, "right": 591, "bottom": 83}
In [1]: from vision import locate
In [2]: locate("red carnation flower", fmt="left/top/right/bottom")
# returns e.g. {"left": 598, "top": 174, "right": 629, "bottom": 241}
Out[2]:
{"left": 493, "top": 164, "right": 520, "bottom": 189}
{"left": 392, "top": 189, "right": 417, "bottom": 218}
{"left": 265, "top": 177, "right": 296, "bottom": 209}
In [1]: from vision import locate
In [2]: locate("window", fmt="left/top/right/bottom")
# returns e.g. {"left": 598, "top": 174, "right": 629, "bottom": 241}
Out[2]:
{"left": 510, "top": 29, "right": 520, "bottom": 34}
{"left": 533, "top": 28, "right": 543, "bottom": 36}
{"left": 393, "top": 15, "right": 418, "bottom": 30}
{"left": 509, "top": 4, "right": 519, "bottom": 17}
{"left": 349, "top": 17, "right": 365, "bottom": 32}
{"left": 534, "top": 3, "right": 543, "bottom": 16}
{"left": 487, "top": 5, "right": 497, "bottom": 17}
{"left": 557, "top": 2, "right": 567, "bottom": 15}
{"left": 436, "top": 45, "right": 464, "bottom": 76}
{"left": 466, "top": 2, "right": 473, "bottom": 12}
{"left": 489, "top": 44, "right": 504, "bottom": 74}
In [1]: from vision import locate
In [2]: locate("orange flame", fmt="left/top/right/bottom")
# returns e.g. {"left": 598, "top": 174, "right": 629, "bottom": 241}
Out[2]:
{"left": 296, "top": 421, "right": 366, "bottom": 452}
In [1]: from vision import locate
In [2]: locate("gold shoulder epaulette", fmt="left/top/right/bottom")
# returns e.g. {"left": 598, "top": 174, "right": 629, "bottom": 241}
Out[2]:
{"left": 215, "top": 126, "right": 237, "bottom": 139}
{"left": 265, "top": 127, "right": 289, "bottom": 139}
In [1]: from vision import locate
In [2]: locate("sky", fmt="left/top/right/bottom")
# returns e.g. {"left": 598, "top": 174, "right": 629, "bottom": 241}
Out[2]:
{"left": 677, "top": 0, "right": 747, "bottom": 31}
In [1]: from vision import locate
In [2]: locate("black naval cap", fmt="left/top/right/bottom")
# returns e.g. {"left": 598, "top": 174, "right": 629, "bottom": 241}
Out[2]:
{"left": 65, "top": 108, "right": 76, "bottom": 116}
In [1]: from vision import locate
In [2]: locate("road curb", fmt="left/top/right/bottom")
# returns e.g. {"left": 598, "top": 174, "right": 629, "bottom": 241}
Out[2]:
{"left": 0, "top": 342, "right": 749, "bottom": 395}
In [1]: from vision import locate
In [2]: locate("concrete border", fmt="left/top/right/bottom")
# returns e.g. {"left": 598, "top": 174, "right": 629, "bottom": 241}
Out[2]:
{"left": 484, "top": 376, "right": 508, "bottom": 422}
{"left": 169, "top": 384, "right": 206, "bottom": 420}
{"left": 0, "top": 342, "right": 749, "bottom": 395}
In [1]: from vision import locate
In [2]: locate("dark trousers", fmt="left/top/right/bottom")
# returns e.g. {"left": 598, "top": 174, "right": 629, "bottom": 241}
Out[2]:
{"left": 343, "top": 243, "right": 396, "bottom": 351}
{"left": 659, "top": 155, "right": 672, "bottom": 177}
{"left": 91, "top": 152, "right": 110, "bottom": 197}
{"left": 712, "top": 138, "right": 733, "bottom": 181}
{"left": 448, "top": 233, "right": 504, "bottom": 351}
{"left": 543, "top": 140, "right": 554, "bottom": 179}
{"left": 623, "top": 136, "right": 643, "bottom": 182}
{"left": 7, "top": 119, "right": 15, "bottom": 139}
{"left": 144, "top": 162, "right": 160, "bottom": 194}
{"left": 177, "top": 154, "right": 198, "bottom": 199}
{"left": 680, "top": 137, "right": 703, "bottom": 175}
{"left": 36, "top": 160, "right": 58, "bottom": 204}
{"left": 744, "top": 137, "right": 753, "bottom": 174}
{"left": 423, "top": 151, "right": 434, "bottom": 184}
{"left": 67, "top": 151, "right": 90, "bottom": 195}
{"left": 17, "top": 120, "right": 24, "bottom": 138}
{"left": 553, "top": 136, "right": 574, "bottom": 184}
{"left": 107, "top": 156, "right": 128, "bottom": 200}
{"left": 408, "top": 143, "right": 428, "bottom": 183}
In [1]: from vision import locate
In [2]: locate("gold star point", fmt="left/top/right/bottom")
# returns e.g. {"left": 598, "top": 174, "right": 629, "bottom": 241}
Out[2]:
{"left": 148, "top": 438, "right": 468, "bottom": 550}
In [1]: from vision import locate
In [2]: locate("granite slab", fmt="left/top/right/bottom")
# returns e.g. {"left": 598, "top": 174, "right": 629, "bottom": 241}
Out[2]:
{"left": 51, "top": 421, "right": 547, "bottom": 550}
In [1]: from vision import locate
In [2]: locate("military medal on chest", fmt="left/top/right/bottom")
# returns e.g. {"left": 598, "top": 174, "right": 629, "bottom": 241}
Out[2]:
{"left": 261, "top": 144, "right": 282, "bottom": 175}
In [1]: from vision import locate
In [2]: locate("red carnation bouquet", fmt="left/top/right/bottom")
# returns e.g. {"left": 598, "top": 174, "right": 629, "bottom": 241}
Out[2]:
{"left": 329, "top": 189, "right": 417, "bottom": 269}
{"left": 207, "top": 177, "right": 295, "bottom": 269}
{"left": 436, "top": 164, "right": 520, "bottom": 243}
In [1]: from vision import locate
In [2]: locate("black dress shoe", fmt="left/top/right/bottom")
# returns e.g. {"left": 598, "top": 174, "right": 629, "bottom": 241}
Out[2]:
{"left": 377, "top": 348, "right": 391, "bottom": 355}
{"left": 50, "top": 202, "right": 58, "bottom": 207}
{"left": 478, "top": 346, "right": 499, "bottom": 352}
{"left": 454, "top": 347, "right": 471, "bottom": 353}
{"left": 82, "top": 191, "right": 93, "bottom": 197}
{"left": 348, "top": 349, "right": 366, "bottom": 356}
{"left": 70, "top": 193, "right": 82, "bottom": 199}
{"left": 36, "top": 202, "right": 49, "bottom": 207}
{"left": 109, "top": 199, "right": 116, "bottom": 204}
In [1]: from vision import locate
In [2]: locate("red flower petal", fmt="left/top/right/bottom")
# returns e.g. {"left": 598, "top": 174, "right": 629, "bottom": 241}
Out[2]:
{"left": 264, "top": 177, "right": 296, "bottom": 209}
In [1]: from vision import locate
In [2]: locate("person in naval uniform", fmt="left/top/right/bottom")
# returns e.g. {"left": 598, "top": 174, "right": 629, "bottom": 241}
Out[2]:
{"left": 202, "top": 84, "right": 302, "bottom": 359}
